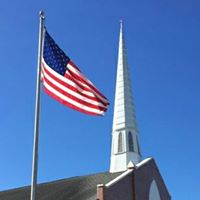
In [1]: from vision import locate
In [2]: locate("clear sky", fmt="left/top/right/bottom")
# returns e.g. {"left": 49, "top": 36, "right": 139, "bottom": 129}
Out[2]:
{"left": 0, "top": 0, "right": 199, "bottom": 199}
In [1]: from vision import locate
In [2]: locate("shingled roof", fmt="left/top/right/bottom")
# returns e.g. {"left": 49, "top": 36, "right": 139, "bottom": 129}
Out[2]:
{"left": 0, "top": 171, "right": 122, "bottom": 200}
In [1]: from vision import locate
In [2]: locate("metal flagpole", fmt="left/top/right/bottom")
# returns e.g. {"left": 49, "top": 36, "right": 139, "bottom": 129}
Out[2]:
{"left": 30, "top": 10, "right": 45, "bottom": 200}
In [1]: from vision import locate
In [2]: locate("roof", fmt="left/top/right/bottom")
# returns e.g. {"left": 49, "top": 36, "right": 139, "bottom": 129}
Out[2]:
{"left": 0, "top": 171, "right": 122, "bottom": 200}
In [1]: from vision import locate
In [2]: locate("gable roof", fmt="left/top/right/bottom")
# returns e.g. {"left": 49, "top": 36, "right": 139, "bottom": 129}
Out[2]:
{"left": 0, "top": 171, "right": 122, "bottom": 200}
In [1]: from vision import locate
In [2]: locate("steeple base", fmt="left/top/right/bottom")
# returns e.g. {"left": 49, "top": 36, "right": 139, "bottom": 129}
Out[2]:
{"left": 110, "top": 152, "right": 141, "bottom": 173}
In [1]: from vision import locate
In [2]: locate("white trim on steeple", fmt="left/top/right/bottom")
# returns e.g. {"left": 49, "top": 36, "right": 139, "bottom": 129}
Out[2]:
{"left": 110, "top": 21, "right": 141, "bottom": 173}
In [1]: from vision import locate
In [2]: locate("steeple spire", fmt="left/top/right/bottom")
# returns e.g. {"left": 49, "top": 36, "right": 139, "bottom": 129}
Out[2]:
{"left": 110, "top": 22, "right": 141, "bottom": 173}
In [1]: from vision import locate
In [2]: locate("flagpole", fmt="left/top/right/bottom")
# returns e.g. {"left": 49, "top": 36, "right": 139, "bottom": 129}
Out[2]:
{"left": 30, "top": 10, "right": 45, "bottom": 200}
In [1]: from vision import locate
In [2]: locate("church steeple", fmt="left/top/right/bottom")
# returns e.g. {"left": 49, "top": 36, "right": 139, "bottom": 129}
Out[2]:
{"left": 110, "top": 21, "right": 141, "bottom": 173}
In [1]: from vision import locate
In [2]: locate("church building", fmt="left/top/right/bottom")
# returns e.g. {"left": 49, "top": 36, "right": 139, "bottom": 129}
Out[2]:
{"left": 0, "top": 22, "right": 171, "bottom": 200}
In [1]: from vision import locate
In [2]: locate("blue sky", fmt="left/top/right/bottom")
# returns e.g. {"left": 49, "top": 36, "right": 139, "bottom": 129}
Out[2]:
{"left": 0, "top": 0, "right": 200, "bottom": 199}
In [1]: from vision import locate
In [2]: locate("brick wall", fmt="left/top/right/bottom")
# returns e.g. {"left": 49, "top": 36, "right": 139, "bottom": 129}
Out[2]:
{"left": 134, "top": 159, "right": 171, "bottom": 200}
{"left": 97, "top": 158, "right": 171, "bottom": 200}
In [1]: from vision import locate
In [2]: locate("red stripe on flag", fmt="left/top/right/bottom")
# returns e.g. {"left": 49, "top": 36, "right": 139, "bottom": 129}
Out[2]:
{"left": 43, "top": 64, "right": 108, "bottom": 107}
{"left": 43, "top": 86, "right": 104, "bottom": 116}
{"left": 68, "top": 60, "right": 81, "bottom": 72}
{"left": 67, "top": 61, "right": 108, "bottom": 101}
{"left": 43, "top": 76, "right": 107, "bottom": 111}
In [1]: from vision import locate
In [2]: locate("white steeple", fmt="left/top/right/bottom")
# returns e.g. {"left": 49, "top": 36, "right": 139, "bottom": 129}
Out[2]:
{"left": 110, "top": 21, "right": 141, "bottom": 173}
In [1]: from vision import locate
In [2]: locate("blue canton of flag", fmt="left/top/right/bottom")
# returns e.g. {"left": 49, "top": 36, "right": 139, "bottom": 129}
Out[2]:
{"left": 43, "top": 31, "right": 70, "bottom": 76}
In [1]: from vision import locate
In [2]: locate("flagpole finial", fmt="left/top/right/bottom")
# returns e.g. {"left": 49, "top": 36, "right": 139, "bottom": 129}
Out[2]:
{"left": 39, "top": 10, "right": 45, "bottom": 19}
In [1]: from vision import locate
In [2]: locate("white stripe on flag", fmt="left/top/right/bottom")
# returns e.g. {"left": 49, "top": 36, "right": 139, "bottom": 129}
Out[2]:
{"left": 43, "top": 81, "right": 105, "bottom": 115}
{"left": 43, "top": 66, "right": 107, "bottom": 108}
{"left": 42, "top": 59, "right": 107, "bottom": 102}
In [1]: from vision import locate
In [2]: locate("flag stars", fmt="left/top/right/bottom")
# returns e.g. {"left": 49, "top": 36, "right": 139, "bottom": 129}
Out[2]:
{"left": 43, "top": 31, "right": 70, "bottom": 76}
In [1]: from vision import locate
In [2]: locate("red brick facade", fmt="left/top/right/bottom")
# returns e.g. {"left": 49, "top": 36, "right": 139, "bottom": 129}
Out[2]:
{"left": 97, "top": 158, "right": 171, "bottom": 200}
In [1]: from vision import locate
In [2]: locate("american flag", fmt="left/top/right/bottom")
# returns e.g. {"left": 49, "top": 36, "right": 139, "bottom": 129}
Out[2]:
{"left": 42, "top": 30, "right": 109, "bottom": 116}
